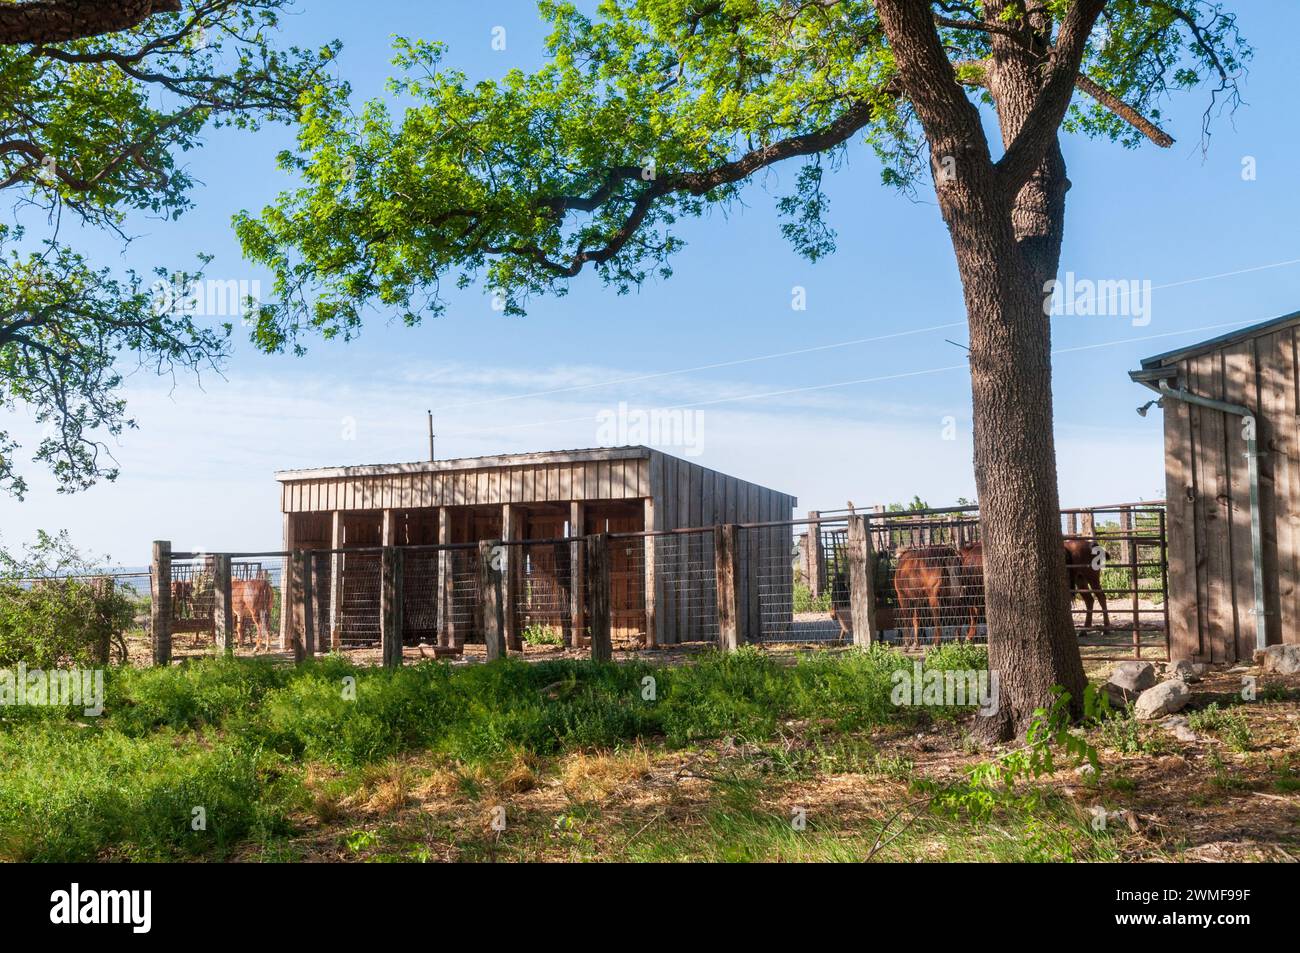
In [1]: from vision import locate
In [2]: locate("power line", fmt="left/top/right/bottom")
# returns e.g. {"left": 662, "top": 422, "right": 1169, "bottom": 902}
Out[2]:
{"left": 437, "top": 320, "right": 967, "bottom": 411}
{"left": 441, "top": 317, "right": 1260, "bottom": 437}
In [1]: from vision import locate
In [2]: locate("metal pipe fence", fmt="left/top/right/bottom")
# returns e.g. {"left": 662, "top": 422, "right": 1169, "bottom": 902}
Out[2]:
{"left": 144, "top": 500, "right": 1170, "bottom": 665}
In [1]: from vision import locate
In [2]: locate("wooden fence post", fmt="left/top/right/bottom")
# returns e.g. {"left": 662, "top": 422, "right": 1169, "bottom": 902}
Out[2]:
{"left": 150, "top": 540, "right": 172, "bottom": 666}
{"left": 312, "top": 553, "right": 329, "bottom": 655}
{"left": 715, "top": 524, "right": 742, "bottom": 652}
{"left": 569, "top": 501, "right": 586, "bottom": 648}
{"left": 380, "top": 546, "right": 402, "bottom": 668}
{"left": 806, "top": 510, "right": 824, "bottom": 597}
{"left": 586, "top": 533, "right": 612, "bottom": 662}
{"left": 847, "top": 515, "right": 878, "bottom": 647}
{"left": 479, "top": 540, "right": 507, "bottom": 660}
{"left": 289, "top": 550, "right": 313, "bottom": 663}
{"left": 1119, "top": 506, "right": 1134, "bottom": 566}
{"left": 213, "top": 554, "right": 234, "bottom": 654}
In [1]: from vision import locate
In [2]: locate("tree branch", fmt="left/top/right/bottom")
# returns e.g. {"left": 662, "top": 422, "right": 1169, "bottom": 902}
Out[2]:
{"left": 0, "top": 0, "right": 180, "bottom": 47}
{"left": 995, "top": 0, "right": 1108, "bottom": 195}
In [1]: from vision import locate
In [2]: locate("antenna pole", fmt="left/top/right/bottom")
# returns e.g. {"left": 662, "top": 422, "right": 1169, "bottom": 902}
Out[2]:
{"left": 427, "top": 410, "right": 435, "bottom": 462}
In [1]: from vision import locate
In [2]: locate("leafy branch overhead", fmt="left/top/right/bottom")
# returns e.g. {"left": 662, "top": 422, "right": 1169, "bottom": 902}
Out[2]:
{"left": 235, "top": 0, "right": 1247, "bottom": 349}
{"left": 0, "top": 1, "right": 344, "bottom": 497}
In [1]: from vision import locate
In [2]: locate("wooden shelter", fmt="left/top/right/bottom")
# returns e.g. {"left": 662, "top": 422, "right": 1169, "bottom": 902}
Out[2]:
{"left": 276, "top": 446, "right": 796, "bottom": 648}
{"left": 1132, "top": 311, "right": 1300, "bottom": 662}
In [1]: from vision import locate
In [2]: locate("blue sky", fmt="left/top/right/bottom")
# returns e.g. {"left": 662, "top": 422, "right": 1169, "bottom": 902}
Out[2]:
{"left": 4, "top": 0, "right": 1299, "bottom": 562}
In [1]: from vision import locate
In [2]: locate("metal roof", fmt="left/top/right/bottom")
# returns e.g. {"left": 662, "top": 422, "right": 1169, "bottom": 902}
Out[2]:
{"left": 1138, "top": 309, "right": 1300, "bottom": 369}
{"left": 275, "top": 446, "right": 652, "bottom": 482}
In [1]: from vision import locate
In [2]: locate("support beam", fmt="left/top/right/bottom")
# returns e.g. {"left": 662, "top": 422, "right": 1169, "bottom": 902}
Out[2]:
{"left": 436, "top": 506, "right": 453, "bottom": 648}
{"left": 312, "top": 553, "right": 329, "bottom": 655}
{"left": 643, "top": 498, "right": 658, "bottom": 648}
{"left": 150, "top": 540, "right": 172, "bottom": 666}
{"left": 502, "top": 503, "right": 522, "bottom": 651}
{"left": 290, "top": 550, "right": 313, "bottom": 662}
{"left": 586, "top": 532, "right": 612, "bottom": 662}
{"left": 478, "top": 539, "right": 507, "bottom": 660}
{"left": 380, "top": 546, "right": 403, "bottom": 667}
{"left": 213, "top": 554, "right": 234, "bottom": 654}
{"left": 847, "top": 515, "right": 878, "bottom": 648}
{"left": 715, "top": 524, "right": 742, "bottom": 652}
{"left": 568, "top": 501, "right": 585, "bottom": 648}
{"left": 328, "top": 511, "right": 343, "bottom": 651}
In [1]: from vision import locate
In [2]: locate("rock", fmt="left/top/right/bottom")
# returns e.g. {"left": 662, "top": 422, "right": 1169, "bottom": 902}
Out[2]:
{"left": 1260, "top": 644, "right": 1300, "bottom": 675}
{"left": 1104, "top": 661, "right": 1157, "bottom": 705}
{"left": 1134, "top": 679, "right": 1191, "bottom": 720}
{"left": 1166, "top": 659, "right": 1201, "bottom": 683}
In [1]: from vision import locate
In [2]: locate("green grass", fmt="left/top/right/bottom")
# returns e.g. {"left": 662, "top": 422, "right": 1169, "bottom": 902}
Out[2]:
{"left": 0, "top": 645, "right": 1010, "bottom": 860}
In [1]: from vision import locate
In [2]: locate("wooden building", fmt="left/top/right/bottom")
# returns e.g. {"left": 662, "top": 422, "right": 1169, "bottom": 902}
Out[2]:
{"left": 1132, "top": 311, "right": 1300, "bottom": 662}
{"left": 276, "top": 446, "right": 796, "bottom": 648}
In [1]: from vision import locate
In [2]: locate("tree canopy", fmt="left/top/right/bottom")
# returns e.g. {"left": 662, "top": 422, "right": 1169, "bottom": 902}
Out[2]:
{"left": 0, "top": 0, "right": 341, "bottom": 498}
{"left": 235, "top": 0, "right": 1246, "bottom": 347}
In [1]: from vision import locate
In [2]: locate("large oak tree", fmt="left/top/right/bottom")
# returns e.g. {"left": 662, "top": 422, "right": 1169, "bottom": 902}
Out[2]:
{"left": 0, "top": 1, "right": 340, "bottom": 498}
{"left": 235, "top": 0, "right": 1247, "bottom": 739}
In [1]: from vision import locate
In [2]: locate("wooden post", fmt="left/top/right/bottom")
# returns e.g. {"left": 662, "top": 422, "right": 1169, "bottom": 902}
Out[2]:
{"left": 478, "top": 539, "right": 507, "bottom": 660}
{"left": 213, "top": 554, "right": 234, "bottom": 653}
{"left": 1119, "top": 506, "right": 1134, "bottom": 567}
{"left": 290, "top": 550, "right": 313, "bottom": 662}
{"left": 1080, "top": 510, "right": 1095, "bottom": 539}
{"left": 502, "top": 504, "right": 522, "bottom": 651}
{"left": 587, "top": 533, "right": 612, "bottom": 662}
{"left": 806, "top": 510, "right": 824, "bottom": 597}
{"left": 329, "top": 511, "right": 343, "bottom": 651}
{"left": 569, "top": 501, "right": 586, "bottom": 648}
{"left": 279, "top": 513, "right": 294, "bottom": 651}
{"left": 642, "top": 498, "right": 658, "bottom": 649}
{"left": 150, "top": 540, "right": 172, "bottom": 666}
{"left": 312, "top": 553, "right": 329, "bottom": 655}
{"left": 847, "top": 515, "right": 878, "bottom": 647}
{"left": 436, "top": 507, "right": 452, "bottom": 648}
{"left": 380, "top": 546, "right": 403, "bottom": 667}
{"left": 715, "top": 524, "right": 742, "bottom": 652}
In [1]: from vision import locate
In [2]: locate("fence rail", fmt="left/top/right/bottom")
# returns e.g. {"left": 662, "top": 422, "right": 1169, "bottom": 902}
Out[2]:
{"left": 145, "top": 500, "right": 1170, "bottom": 666}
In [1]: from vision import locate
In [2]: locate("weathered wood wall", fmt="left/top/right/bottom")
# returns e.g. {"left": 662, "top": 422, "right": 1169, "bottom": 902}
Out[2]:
{"left": 278, "top": 448, "right": 797, "bottom": 649}
{"left": 1160, "top": 325, "right": 1300, "bottom": 661}
{"left": 281, "top": 453, "right": 650, "bottom": 513}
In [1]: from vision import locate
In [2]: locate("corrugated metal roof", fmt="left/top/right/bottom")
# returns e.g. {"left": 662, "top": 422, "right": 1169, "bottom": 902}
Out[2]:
{"left": 1139, "top": 309, "right": 1300, "bottom": 369}
{"left": 274, "top": 445, "right": 653, "bottom": 481}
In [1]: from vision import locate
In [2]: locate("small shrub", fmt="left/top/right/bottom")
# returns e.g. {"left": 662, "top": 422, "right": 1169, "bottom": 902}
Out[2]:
{"left": 522, "top": 624, "right": 564, "bottom": 647}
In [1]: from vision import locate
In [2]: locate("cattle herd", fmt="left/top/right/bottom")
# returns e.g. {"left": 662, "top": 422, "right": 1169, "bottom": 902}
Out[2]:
{"left": 830, "top": 537, "right": 1110, "bottom": 647}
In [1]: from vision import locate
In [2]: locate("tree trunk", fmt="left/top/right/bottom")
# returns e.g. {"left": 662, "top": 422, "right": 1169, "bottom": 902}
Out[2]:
{"left": 956, "top": 224, "right": 1086, "bottom": 742}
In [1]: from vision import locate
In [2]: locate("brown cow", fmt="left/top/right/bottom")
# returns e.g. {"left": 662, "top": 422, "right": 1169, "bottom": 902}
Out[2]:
{"left": 952, "top": 538, "right": 1111, "bottom": 637}
{"left": 893, "top": 545, "right": 963, "bottom": 649}
{"left": 231, "top": 577, "right": 274, "bottom": 652}
{"left": 1064, "top": 537, "right": 1110, "bottom": 631}
{"left": 170, "top": 579, "right": 194, "bottom": 615}
{"left": 956, "top": 541, "right": 985, "bottom": 642}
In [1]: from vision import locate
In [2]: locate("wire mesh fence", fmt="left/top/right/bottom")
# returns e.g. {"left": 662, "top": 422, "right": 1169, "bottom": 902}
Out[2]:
{"left": 647, "top": 529, "right": 718, "bottom": 645}
{"left": 145, "top": 501, "right": 1169, "bottom": 664}
{"left": 511, "top": 536, "right": 581, "bottom": 648}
